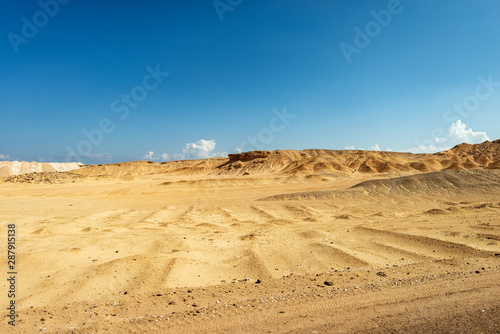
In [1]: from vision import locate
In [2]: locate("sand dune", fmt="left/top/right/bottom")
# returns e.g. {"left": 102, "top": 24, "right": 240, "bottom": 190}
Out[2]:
{"left": 70, "top": 140, "right": 500, "bottom": 178}
{"left": 263, "top": 169, "right": 500, "bottom": 201}
{"left": 351, "top": 168, "right": 500, "bottom": 194}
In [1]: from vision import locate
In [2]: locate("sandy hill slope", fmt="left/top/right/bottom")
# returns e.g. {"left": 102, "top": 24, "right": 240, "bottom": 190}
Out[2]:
{"left": 72, "top": 140, "right": 500, "bottom": 177}
{"left": 263, "top": 169, "right": 500, "bottom": 201}
{"left": 1, "top": 172, "right": 89, "bottom": 184}
{"left": 72, "top": 158, "right": 227, "bottom": 177}
{"left": 438, "top": 139, "right": 500, "bottom": 169}
{"left": 350, "top": 168, "right": 500, "bottom": 195}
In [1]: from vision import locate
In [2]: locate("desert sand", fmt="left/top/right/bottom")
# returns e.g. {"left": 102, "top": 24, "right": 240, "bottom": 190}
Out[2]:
{"left": 1, "top": 140, "right": 500, "bottom": 333}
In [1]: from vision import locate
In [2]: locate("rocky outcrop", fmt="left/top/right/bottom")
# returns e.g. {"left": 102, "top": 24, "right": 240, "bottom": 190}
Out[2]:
{"left": 228, "top": 151, "right": 272, "bottom": 162}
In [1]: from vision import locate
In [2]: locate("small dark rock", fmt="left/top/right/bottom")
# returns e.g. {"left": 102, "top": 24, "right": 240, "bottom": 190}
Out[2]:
{"left": 324, "top": 281, "right": 334, "bottom": 286}
{"left": 376, "top": 272, "right": 387, "bottom": 277}
{"left": 255, "top": 279, "right": 262, "bottom": 284}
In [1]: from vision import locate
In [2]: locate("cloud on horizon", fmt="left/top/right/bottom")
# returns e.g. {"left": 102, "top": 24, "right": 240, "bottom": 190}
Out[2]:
{"left": 143, "top": 139, "right": 227, "bottom": 162}
{"left": 343, "top": 120, "right": 489, "bottom": 154}
{"left": 407, "top": 120, "right": 489, "bottom": 153}
{"left": 344, "top": 144, "right": 389, "bottom": 151}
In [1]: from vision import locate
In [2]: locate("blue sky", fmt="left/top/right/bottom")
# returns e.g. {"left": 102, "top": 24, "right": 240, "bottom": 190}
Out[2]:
{"left": 1, "top": 0, "right": 499, "bottom": 163}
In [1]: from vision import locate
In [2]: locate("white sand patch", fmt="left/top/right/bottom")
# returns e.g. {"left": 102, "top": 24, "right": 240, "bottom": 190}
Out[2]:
{"left": 0, "top": 161, "right": 82, "bottom": 176}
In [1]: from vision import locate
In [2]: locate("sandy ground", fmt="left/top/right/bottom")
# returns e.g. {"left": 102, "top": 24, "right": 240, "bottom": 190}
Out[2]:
{"left": 1, "top": 170, "right": 500, "bottom": 333}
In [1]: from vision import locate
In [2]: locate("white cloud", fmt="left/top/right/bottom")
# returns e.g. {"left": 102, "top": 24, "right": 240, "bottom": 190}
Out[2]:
{"left": 141, "top": 151, "right": 170, "bottom": 161}
{"left": 448, "top": 120, "right": 489, "bottom": 143}
{"left": 180, "top": 139, "right": 217, "bottom": 159}
{"left": 172, "top": 139, "right": 227, "bottom": 160}
{"left": 0, "top": 154, "right": 12, "bottom": 161}
{"left": 344, "top": 144, "right": 388, "bottom": 151}
{"left": 407, "top": 120, "right": 489, "bottom": 153}
{"left": 143, "top": 139, "right": 227, "bottom": 162}
{"left": 142, "top": 151, "right": 156, "bottom": 161}
{"left": 407, "top": 144, "right": 442, "bottom": 154}
{"left": 434, "top": 136, "right": 447, "bottom": 144}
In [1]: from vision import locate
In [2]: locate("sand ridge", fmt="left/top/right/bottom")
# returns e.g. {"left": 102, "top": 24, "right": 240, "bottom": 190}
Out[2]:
{"left": 262, "top": 169, "right": 500, "bottom": 201}
{"left": 71, "top": 140, "right": 500, "bottom": 178}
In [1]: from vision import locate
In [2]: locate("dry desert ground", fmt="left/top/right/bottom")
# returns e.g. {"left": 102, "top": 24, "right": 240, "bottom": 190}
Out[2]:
{"left": 1, "top": 141, "right": 500, "bottom": 333}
